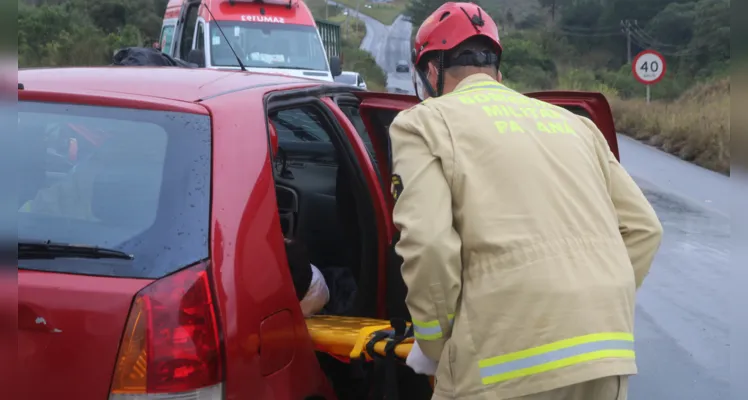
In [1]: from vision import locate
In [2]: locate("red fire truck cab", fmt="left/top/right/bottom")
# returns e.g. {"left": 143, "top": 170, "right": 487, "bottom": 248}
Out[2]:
{"left": 17, "top": 67, "right": 619, "bottom": 400}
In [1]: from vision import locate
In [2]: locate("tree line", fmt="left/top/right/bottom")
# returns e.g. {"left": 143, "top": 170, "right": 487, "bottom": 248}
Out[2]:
{"left": 20, "top": 0, "right": 168, "bottom": 67}
{"left": 18, "top": 0, "right": 729, "bottom": 99}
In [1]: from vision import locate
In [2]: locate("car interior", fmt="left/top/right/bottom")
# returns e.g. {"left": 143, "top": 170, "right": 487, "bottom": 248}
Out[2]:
{"left": 266, "top": 98, "right": 432, "bottom": 399}
{"left": 268, "top": 98, "right": 391, "bottom": 325}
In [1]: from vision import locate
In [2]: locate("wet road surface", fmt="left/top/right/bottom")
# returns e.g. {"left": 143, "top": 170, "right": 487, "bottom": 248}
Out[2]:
{"left": 328, "top": 5, "right": 731, "bottom": 396}
{"left": 620, "top": 135, "right": 730, "bottom": 399}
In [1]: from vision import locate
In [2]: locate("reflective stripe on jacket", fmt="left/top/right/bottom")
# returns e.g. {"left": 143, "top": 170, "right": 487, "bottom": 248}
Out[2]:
{"left": 389, "top": 73, "right": 662, "bottom": 399}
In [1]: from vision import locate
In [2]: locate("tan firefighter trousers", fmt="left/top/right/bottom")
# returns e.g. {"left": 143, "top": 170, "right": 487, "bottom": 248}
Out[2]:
{"left": 511, "top": 376, "right": 629, "bottom": 400}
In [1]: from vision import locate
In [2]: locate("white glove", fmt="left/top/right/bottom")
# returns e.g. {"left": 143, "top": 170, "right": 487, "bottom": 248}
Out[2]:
{"left": 406, "top": 340, "right": 438, "bottom": 376}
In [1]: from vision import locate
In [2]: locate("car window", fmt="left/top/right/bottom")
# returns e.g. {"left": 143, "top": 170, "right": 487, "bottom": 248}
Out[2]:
{"left": 159, "top": 24, "right": 175, "bottom": 53}
{"left": 211, "top": 21, "right": 328, "bottom": 71}
{"left": 337, "top": 103, "right": 381, "bottom": 182}
{"left": 17, "top": 101, "right": 211, "bottom": 279}
{"left": 271, "top": 106, "right": 332, "bottom": 143}
{"left": 337, "top": 104, "right": 373, "bottom": 152}
{"left": 195, "top": 21, "right": 205, "bottom": 51}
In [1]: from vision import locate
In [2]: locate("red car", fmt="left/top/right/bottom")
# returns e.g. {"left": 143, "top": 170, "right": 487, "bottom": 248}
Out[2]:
{"left": 17, "top": 67, "right": 620, "bottom": 400}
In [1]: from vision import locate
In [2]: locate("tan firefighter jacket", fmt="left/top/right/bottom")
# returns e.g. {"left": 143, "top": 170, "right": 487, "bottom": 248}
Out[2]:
{"left": 389, "top": 73, "right": 663, "bottom": 399}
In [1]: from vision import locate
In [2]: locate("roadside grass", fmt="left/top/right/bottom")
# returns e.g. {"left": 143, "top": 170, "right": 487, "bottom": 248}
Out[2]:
{"left": 329, "top": 0, "right": 406, "bottom": 25}
{"left": 329, "top": 15, "right": 366, "bottom": 48}
{"left": 549, "top": 67, "right": 730, "bottom": 174}
{"left": 306, "top": 0, "right": 342, "bottom": 21}
{"left": 610, "top": 79, "right": 730, "bottom": 174}
{"left": 307, "top": 0, "right": 368, "bottom": 47}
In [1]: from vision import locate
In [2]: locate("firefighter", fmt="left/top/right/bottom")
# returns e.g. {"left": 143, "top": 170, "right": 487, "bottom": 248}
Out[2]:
{"left": 392, "top": 2, "right": 663, "bottom": 399}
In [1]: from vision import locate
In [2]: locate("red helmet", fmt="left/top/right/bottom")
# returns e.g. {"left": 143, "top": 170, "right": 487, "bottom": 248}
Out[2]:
{"left": 411, "top": 2, "right": 502, "bottom": 99}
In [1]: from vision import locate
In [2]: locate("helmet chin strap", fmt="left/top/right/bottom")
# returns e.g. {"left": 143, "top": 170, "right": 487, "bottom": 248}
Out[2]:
{"left": 417, "top": 51, "right": 446, "bottom": 100}
{"left": 436, "top": 51, "right": 446, "bottom": 97}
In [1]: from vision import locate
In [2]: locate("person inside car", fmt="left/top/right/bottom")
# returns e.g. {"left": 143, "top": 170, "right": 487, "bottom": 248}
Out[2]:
{"left": 284, "top": 238, "right": 330, "bottom": 317}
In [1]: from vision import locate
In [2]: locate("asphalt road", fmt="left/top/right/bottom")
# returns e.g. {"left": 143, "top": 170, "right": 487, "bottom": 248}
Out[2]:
{"left": 332, "top": 5, "right": 731, "bottom": 397}
{"left": 329, "top": 1, "right": 414, "bottom": 93}
{"left": 619, "top": 135, "right": 730, "bottom": 399}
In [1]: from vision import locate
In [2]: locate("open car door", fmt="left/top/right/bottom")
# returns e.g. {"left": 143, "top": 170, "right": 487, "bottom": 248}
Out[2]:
{"left": 353, "top": 89, "right": 621, "bottom": 319}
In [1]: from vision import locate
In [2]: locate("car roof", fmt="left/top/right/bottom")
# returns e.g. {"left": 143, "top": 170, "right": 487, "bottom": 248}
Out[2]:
{"left": 18, "top": 67, "right": 317, "bottom": 103}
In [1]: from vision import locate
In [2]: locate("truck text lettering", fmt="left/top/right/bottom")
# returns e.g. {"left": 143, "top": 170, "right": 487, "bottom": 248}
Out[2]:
{"left": 241, "top": 15, "right": 285, "bottom": 23}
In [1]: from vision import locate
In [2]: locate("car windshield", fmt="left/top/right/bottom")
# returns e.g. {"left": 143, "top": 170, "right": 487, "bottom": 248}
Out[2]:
{"left": 210, "top": 21, "right": 328, "bottom": 71}
{"left": 334, "top": 74, "right": 357, "bottom": 85}
{"left": 17, "top": 101, "right": 211, "bottom": 279}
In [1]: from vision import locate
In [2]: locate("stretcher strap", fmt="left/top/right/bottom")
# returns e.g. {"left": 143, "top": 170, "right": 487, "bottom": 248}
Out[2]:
{"left": 349, "top": 324, "right": 393, "bottom": 361}
{"left": 366, "top": 318, "right": 413, "bottom": 400}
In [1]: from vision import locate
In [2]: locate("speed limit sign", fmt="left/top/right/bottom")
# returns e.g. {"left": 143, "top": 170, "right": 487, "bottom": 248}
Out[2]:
{"left": 632, "top": 49, "right": 666, "bottom": 85}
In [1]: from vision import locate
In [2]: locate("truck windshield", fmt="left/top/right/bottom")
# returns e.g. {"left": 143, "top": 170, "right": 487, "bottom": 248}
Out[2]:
{"left": 211, "top": 21, "right": 328, "bottom": 71}
{"left": 17, "top": 101, "right": 211, "bottom": 279}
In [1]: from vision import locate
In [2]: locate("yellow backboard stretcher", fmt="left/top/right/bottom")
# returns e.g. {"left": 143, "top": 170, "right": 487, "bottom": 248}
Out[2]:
{"left": 305, "top": 315, "right": 414, "bottom": 362}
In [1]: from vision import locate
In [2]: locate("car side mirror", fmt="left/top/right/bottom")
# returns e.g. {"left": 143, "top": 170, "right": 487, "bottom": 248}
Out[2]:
{"left": 329, "top": 56, "right": 342, "bottom": 77}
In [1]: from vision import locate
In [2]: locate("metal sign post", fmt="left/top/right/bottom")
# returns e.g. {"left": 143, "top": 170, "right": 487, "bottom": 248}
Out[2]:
{"left": 632, "top": 49, "right": 666, "bottom": 103}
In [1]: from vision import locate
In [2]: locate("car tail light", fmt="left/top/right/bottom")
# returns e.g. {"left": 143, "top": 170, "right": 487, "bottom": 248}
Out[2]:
{"left": 109, "top": 262, "right": 223, "bottom": 400}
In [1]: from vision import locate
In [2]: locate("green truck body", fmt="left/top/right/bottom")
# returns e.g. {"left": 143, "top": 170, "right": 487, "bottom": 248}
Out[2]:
{"left": 315, "top": 19, "right": 341, "bottom": 59}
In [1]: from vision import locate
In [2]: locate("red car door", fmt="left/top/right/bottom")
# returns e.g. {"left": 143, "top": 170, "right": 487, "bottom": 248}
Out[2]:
{"left": 353, "top": 90, "right": 621, "bottom": 318}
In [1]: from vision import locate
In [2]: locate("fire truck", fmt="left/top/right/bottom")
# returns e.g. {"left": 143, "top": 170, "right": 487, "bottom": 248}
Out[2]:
{"left": 159, "top": 0, "right": 342, "bottom": 81}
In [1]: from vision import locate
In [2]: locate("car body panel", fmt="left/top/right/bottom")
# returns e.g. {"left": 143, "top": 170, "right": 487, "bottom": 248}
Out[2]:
{"left": 18, "top": 270, "right": 152, "bottom": 400}
{"left": 19, "top": 67, "right": 315, "bottom": 103}
{"left": 17, "top": 69, "right": 334, "bottom": 400}
{"left": 185, "top": 90, "right": 335, "bottom": 400}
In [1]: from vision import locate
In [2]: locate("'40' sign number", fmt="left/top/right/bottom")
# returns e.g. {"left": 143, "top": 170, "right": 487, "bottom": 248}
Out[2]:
{"left": 632, "top": 49, "right": 666, "bottom": 85}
